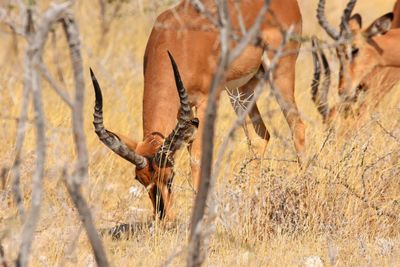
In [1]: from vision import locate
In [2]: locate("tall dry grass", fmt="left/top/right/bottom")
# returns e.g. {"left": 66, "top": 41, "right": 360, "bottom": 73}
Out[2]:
{"left": 0, "top": 0, "right": 399, "bottom": 266}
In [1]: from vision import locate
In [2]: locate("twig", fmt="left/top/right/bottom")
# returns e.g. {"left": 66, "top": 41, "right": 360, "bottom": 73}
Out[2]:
{"left": 16, "top": 3, "right": 71, "bottom": 266}
{"left": 62, "top": 12, "right": 108, "bottom": 267}
{"left": 189, "top": 0, "right": 218, "bottom": 27}
{"left": 11, "top": 74, "right": 31, "bottom": 219}
{"left": 187, "top": 1, "right": 231, "bottom": 266}
{"left": 0, "top": 7, "right": 26, "bottom": 36}
{"left": 62, "top": 13, "right": 89, "bottom": 182}
{"left": 376, "top": 120, "right": 400, "bottom": 144}
{"left": 213, "top": 26, "right": 292, "bottom": 181}
{"left": 187, "top": 1, "right": 273, "bottom": 266}
{"left": 38, "top": 63, "right": 73, "bottom": 108}
{"left": 64, "top": 174, "right": 110, "bottom": 267}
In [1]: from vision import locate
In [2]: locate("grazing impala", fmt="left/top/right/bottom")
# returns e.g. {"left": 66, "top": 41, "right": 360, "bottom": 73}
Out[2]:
{"left": 313, "top": 0, "right": 400, "bottom": 123}
{"left": 91, "top": 0, "right": 303, "bottom": 219}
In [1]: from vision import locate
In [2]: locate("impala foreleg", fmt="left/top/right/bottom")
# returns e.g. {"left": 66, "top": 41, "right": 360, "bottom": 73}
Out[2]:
{"left": 272, "top": 54, "right": 305, "bottom": 159}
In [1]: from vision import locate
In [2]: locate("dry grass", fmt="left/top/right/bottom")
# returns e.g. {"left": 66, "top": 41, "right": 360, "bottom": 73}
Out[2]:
{"left": 0, "top": 0, "right": 399, "bottom": 266}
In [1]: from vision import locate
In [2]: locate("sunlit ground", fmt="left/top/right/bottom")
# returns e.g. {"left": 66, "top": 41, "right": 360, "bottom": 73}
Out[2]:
{"left": 0, "top": 0, "right": 399, "bottom": 266}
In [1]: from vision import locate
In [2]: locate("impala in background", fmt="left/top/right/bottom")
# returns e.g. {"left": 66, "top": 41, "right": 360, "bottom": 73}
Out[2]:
{"left": 312, "top": 0, "right": 400, "bottom": 124}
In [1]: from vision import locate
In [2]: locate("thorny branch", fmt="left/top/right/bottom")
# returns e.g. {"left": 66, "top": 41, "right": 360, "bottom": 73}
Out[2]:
{"left": 213, "top": 26, "right": 294, "bottom": 181}
{"left": 187, "top": 1, "right": 231, "bottom": 265}
{"left": 187, "top": 1, "right": 272, "bottom": 266}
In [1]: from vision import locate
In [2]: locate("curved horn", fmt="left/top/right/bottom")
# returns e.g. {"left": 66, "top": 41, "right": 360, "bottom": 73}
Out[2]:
{"left": 311, "top": 37, "right": 321, "bottom": 104}
{"left": 90, "top": 68, "right": 147, "bottom": 169}
{"left": 311, "top": 38, "right": 331, "bottom": 122}
{"left": 154, "top": 52, "right": 199, "bottom": 167}
{"left": 339, "top": 0, "right": 357, "bottom": 35}
{"left": 317, "top": 0, "right": 340, "bottom": 40}
{"left": 167, "top": 51, "right": 193, "bottom": 121}
{"left": 319, "top": 43, "right": 331, "bottom": 122}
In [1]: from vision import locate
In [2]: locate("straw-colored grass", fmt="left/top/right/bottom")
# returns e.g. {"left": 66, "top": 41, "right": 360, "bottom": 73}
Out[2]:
{"left": 0, "top": 0, "right": 399, "bottom": 266}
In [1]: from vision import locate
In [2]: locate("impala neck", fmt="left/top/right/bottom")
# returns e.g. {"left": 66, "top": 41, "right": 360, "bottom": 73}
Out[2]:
{"left": 142, "top": 58, "right": 182, "bottom": 139}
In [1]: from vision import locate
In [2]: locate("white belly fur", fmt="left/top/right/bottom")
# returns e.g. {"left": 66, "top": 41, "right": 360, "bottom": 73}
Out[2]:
{"left": 225, "top": 71, "right": 257, "bottom": 91}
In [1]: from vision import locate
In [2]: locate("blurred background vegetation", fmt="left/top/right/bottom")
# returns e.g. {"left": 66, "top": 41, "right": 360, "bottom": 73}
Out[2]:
{"left": 0, "top": 0, "right": 399, "bottom": 265}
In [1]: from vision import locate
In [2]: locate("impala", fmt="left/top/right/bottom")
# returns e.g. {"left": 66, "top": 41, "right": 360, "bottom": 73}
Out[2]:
{"left": 91, "top": 0, "right": 303, "bottom": 220}
{"left": 312, "top": 0, "right": 400, "bottom": 123}
{"left": 91, "top": 53, "right": 199, "bottom": 220}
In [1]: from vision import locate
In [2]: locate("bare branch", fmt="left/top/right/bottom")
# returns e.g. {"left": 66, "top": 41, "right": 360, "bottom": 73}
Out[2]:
{"left": 16, "top": 3, "right": 71, "bottom": 266}
{"left": 228, "top": 1, "right": 270, "bottom": 63}
{"left": 187, "top": 2, "right": 274, "bottom": 266}
{"left": 62, "top": 12, "right": 109, "bottom": 267}
{"left": 64, "top": 173, "right": 110, "bottom": 267}
{"left": 62, "top": 12, "right": 89, "bottom": 182}
{"left": 262, "top": 26, "right": 295, "bottom": 116}
{"left": 38, "top": 63, "right": 73, "bottom": 108}
{"left": 187, "top": 1, "right": 231, "bottom": 266}
{"left": 213, "top": 26, "right": 293, "bottom": 181}
{"left": 11, "top": 73, "right": 31, "bottom": 219}
{"left": 189, "top": 0, "right": 219, "bottom": 27}
{"left": 376, "top": 120, "right": 400, "bottom": 144}
{"left": 0, "top": 7, "right": 26, "bottom": 36}
{"left": 16, "top": 36, "right": 47, "bottom": 267}
{"left": 9, "top": 2, "right": 107, "bottom": 266}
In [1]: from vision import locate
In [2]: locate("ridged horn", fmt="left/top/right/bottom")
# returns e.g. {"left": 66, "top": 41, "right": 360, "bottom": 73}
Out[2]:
{"left": 90, "top": 68, "right": 147, "bottom": 169}
{"left": 311, "top": 38, "right": 331, "bottom": 122}
{"left": 167, "top": 51, "right": 193, "bottom": 121}
{"left": 339, "top": 0, "right": 357, "bottom": 35}
{"left": 154, "top": 52, "right": 199, "bottom": 167}
{"left": 317, "top": 0, "right": 357, "bottom": 40}
{"left": 318, "top": 42, "right": 331, "bottom": 122}
{"left": 311, "top": 37, "right": 321, "bottom": 103}
{"left": 317, "top": 0, "right": 340, "bottom": 40}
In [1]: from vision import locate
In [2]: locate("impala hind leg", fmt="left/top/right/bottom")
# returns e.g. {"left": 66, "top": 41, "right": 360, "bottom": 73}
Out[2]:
{"left": 269, "top": 54, "right": 305, "bottom": 161}
{"left": 227, "top": 76, "right": 270, "bottom": 157}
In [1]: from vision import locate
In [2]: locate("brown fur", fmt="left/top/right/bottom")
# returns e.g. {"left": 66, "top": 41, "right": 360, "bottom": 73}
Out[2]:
{"left": 105, "top": 0, "right": 303, "bottom": 219}
{"left": 329, "top": 1, "right": 400, "bottom": 122}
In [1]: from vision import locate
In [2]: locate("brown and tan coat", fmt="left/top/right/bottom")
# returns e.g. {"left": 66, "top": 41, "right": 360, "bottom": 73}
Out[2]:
{"left": 91, "top": 0, "right": 303, "bottom": 219}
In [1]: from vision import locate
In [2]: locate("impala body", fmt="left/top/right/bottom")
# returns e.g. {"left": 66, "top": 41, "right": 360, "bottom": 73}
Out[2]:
{"left": 92, "top": 0, "right": 303, "bottom": 219}
{"left": 314, "top": 0, "right": 400, "bottom": 123}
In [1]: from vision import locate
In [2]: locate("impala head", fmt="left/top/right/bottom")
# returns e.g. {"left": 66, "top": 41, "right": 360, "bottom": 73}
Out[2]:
{"left": 90, "top": 51, "right": 199, "bottom": 220}
{"left": 315, "top": 0, "right": 394, "bottom": 120}
{"left": 336, "top": 12, "right": 393, "bottom": 99}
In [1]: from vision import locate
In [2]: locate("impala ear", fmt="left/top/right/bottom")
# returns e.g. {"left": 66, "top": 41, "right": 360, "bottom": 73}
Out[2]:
{"left": 364, "top": 12, "right": 394, "bottom": 38}
{"left": 348, "top": 13, "right": 362, "bottom": 31}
